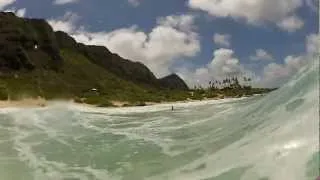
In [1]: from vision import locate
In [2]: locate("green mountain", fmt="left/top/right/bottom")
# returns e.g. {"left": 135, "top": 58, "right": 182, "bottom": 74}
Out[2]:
{"left": 159, "top": 74, "right": 189, "bottom": 90}
{"left": 0, "top": 12, "right": 190, "bottom": 106}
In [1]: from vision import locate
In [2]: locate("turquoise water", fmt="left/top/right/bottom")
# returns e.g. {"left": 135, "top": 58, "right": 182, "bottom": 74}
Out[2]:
{"left": 0, "top": 60, "right": 318, "bottom": 180}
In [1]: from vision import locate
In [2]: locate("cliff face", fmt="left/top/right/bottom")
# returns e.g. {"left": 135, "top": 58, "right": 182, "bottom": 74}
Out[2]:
{"left": 159, "top": 74, "right": 189, "bottom": 90}
{"left": 0, "top": 12, "right": 188, "bottom": 92}
{"left": 0, "top": 12, "right": 63, "bottom": 72}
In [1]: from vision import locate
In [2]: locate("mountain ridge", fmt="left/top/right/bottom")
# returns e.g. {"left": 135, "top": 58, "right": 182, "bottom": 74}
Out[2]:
{"left": 0, "top": 12, "right": 191, "bottom": 106}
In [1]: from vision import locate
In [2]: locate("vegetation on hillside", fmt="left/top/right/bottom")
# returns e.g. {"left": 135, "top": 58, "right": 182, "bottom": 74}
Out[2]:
{"left": 0, "top": 12, "right": 275, "bottom": 107}
{"left": 0, "top": 49, "right": 191, "bottom": 106}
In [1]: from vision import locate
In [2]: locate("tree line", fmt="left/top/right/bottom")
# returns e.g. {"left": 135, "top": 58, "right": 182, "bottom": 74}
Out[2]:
{"left": 194, "top": 76, "right": 253, "bottom": 90}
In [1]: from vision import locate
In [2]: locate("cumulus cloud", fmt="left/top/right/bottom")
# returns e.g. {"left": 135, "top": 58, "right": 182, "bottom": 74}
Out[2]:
{"left": 4, "top": 8, "right": 26, "bottom": 17}
{"left": 306, "top": 33, "right": 320, "bottom": 55}
{"left": 15, "top": 8, "right": 25, "bottom": 17}
{"left": 258, "top": 34, "right": 318, "bottom": 87}
{"left": 276, "top": 15, "right": 304, "bottom": 32}
{"left": 53, "top": 0, "right": 79, "bottom": 5}
{"left": 250, "top": 49, "right": 274, "bottom": 61}
{"left": 188, "top": 0, "right": 305, "bottom": 31}
{"left": 48, "top": 13, "right": 200, "bottom": 77}
{"left": 128, "top": 0, "right": 141, "bottom": 7}
{"left": 46, "top": 12, "right": 316, "bottom": 88}
{"left": 47, "top": 12, "right": 78, "bottom": 33}
{"left": 179, "top": 32, "right": 316, "bottom": 88}
{"left": 259, "top": 55, "right": 305, "bottom": 87}
{"left": 1, "top": 0, "right": 26, "bottom": 18}
{"left": 208, "top": 49, "right": 243, "bottom": 77}
{"left": 213, "top": 33, "right": 231, "bottom": 47}
{"left": 0, "top": 0, "right": 15, "bottom": 10}
{"left": 177, "top": 67, "right": 211, "bottom": 88}
{"left": 183, "top": 33, "right": 317, "bottom": 89}
{"left": 177, "top": 48, "right": 249, "bottom": 87}
{"left": 157, "top": 14, "right": 196, "bottom": 32}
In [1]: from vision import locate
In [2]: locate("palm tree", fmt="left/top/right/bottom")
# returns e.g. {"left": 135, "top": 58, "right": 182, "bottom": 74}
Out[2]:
{"left": 243, "top": 77, "right": 247, "bottom": 82}
{"left": 211, "top": 81, "right": 215, "bottom": 90}
{"left": 243, "top": 76, "right": 248, "bottom": 87}
{"left": 247, "top": 78, "right": 252, "bottom": 87}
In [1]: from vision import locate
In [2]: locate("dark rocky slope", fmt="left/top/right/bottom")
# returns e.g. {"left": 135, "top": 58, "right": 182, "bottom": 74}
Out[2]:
{"left": 0, "top": 12, "right": 63, "bottom": 72}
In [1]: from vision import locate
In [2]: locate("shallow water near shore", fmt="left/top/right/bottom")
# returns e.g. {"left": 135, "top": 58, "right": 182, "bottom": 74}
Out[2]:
{"left": 0, "top": 60, "right": 318, "bottom": 180}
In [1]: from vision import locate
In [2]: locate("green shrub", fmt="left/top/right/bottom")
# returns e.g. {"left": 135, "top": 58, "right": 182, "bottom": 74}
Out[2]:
{"left": 136, "top": 102, "right": 146, "bottom": 106}
{"left": 74, "top": 97, "right": 83, "bottom": 103}
{"left": 0, "top": 89, "right": 8, "bottom": 100}
{"left": 97, "top": 101, "right": 115, "bottom": 107}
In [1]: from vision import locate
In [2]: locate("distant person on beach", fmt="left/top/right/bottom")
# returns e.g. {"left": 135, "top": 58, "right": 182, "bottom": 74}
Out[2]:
{"left": 171, "top": 106, "right": 174, "bottom": 111}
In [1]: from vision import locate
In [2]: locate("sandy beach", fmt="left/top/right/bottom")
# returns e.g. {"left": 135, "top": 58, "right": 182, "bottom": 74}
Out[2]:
{"left": 0, "top": 96, "right": 228, "bottom": 109}
{"left": 0, "top": 97, "right": 48, "bottom": 108}
{"left": 0, "top": 93, "right": 258, "bottom": 109}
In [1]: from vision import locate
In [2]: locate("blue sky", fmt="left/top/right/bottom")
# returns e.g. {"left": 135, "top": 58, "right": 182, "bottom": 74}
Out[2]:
{"left": 1, "top": 0, "right": 318, "bottom": 87}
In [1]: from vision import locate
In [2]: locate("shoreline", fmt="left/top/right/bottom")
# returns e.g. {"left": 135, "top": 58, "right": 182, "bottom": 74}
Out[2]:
{"left": 0, "top": 95, "right": 249, "bottom": 109}
{"left": 0, "top": 97, "right": 47, "bottom": 108}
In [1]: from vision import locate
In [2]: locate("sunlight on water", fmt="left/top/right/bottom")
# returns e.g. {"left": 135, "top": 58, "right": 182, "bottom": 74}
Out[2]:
{"left": 0, "top": 59, "right": 318, "bottom": 180}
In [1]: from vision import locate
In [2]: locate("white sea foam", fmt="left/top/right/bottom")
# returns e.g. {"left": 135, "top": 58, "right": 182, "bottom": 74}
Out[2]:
{"left": 0, "top": 58, "right": 318, "bottom": 180}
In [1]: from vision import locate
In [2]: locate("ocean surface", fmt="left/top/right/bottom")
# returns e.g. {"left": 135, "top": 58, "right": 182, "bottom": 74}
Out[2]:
{"left": 0, "top": 59, "right": 319, "bottom": 180}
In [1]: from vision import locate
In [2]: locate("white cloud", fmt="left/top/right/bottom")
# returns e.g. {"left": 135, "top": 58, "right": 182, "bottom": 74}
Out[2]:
{"left": 157, "top": 14, "right": 196, "bottom": 32}
{"left": 250, "top": 49, "right": 274, "bottom": 61}
{"left": 47, "top": 12, "right": 78, "bottom": 33}
{"left": 177, "top": 48, "right": 249, "bottom": 87}
{"left": 46, "top": 12, "right": 315, "bottom": 89}
{"left": 306, "top": 33, "right": 320, "bottom": 55}
{"left": 259, "top": 55, "right": 305, "bottom": 87}
{"left": 53, "top": 0, "right": 79, "bottom": 5}
{"left": 4, "top": 7, "right": 26, "bottom": 17}
{"left": 257, "top": 34, "right": 318, "bottom": 87}
{"left": 48, "top": 13, "right": 200, "bottom": 77}
{"left": 179, "top": 33, "right": 317, "bottom": 88}
{"left": 48, "top": 19, "right": 75, "bottom": 33}
{"left": 15, "top": 8, "right": 25, "bottom": 17}
{"left": 213, "top": 33, "right": 231, "bottom": 47}
{"left": 208, "top": 49, "right": 243, "bottom": 77}
{"left": 188, "top": 0, "right": 305, "bottom": 31}
{"left": 128, "top": 0, "right": 140, "bottom": 7}
{"left": 0, "top": 0, "right": 26, "bottom": 18}
{"left": 0, "top": 0, "right": 15, "bottom": 10}
{"left": 276, "top": 15, "right": 304, "bottom": 32}
{"left": 178, "top": 33, "right": 315, "bottom": 88}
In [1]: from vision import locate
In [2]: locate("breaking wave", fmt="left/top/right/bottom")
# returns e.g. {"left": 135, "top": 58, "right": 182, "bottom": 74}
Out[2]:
{"left": 0, "top": 58, "right": 318, "bottom": 180}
